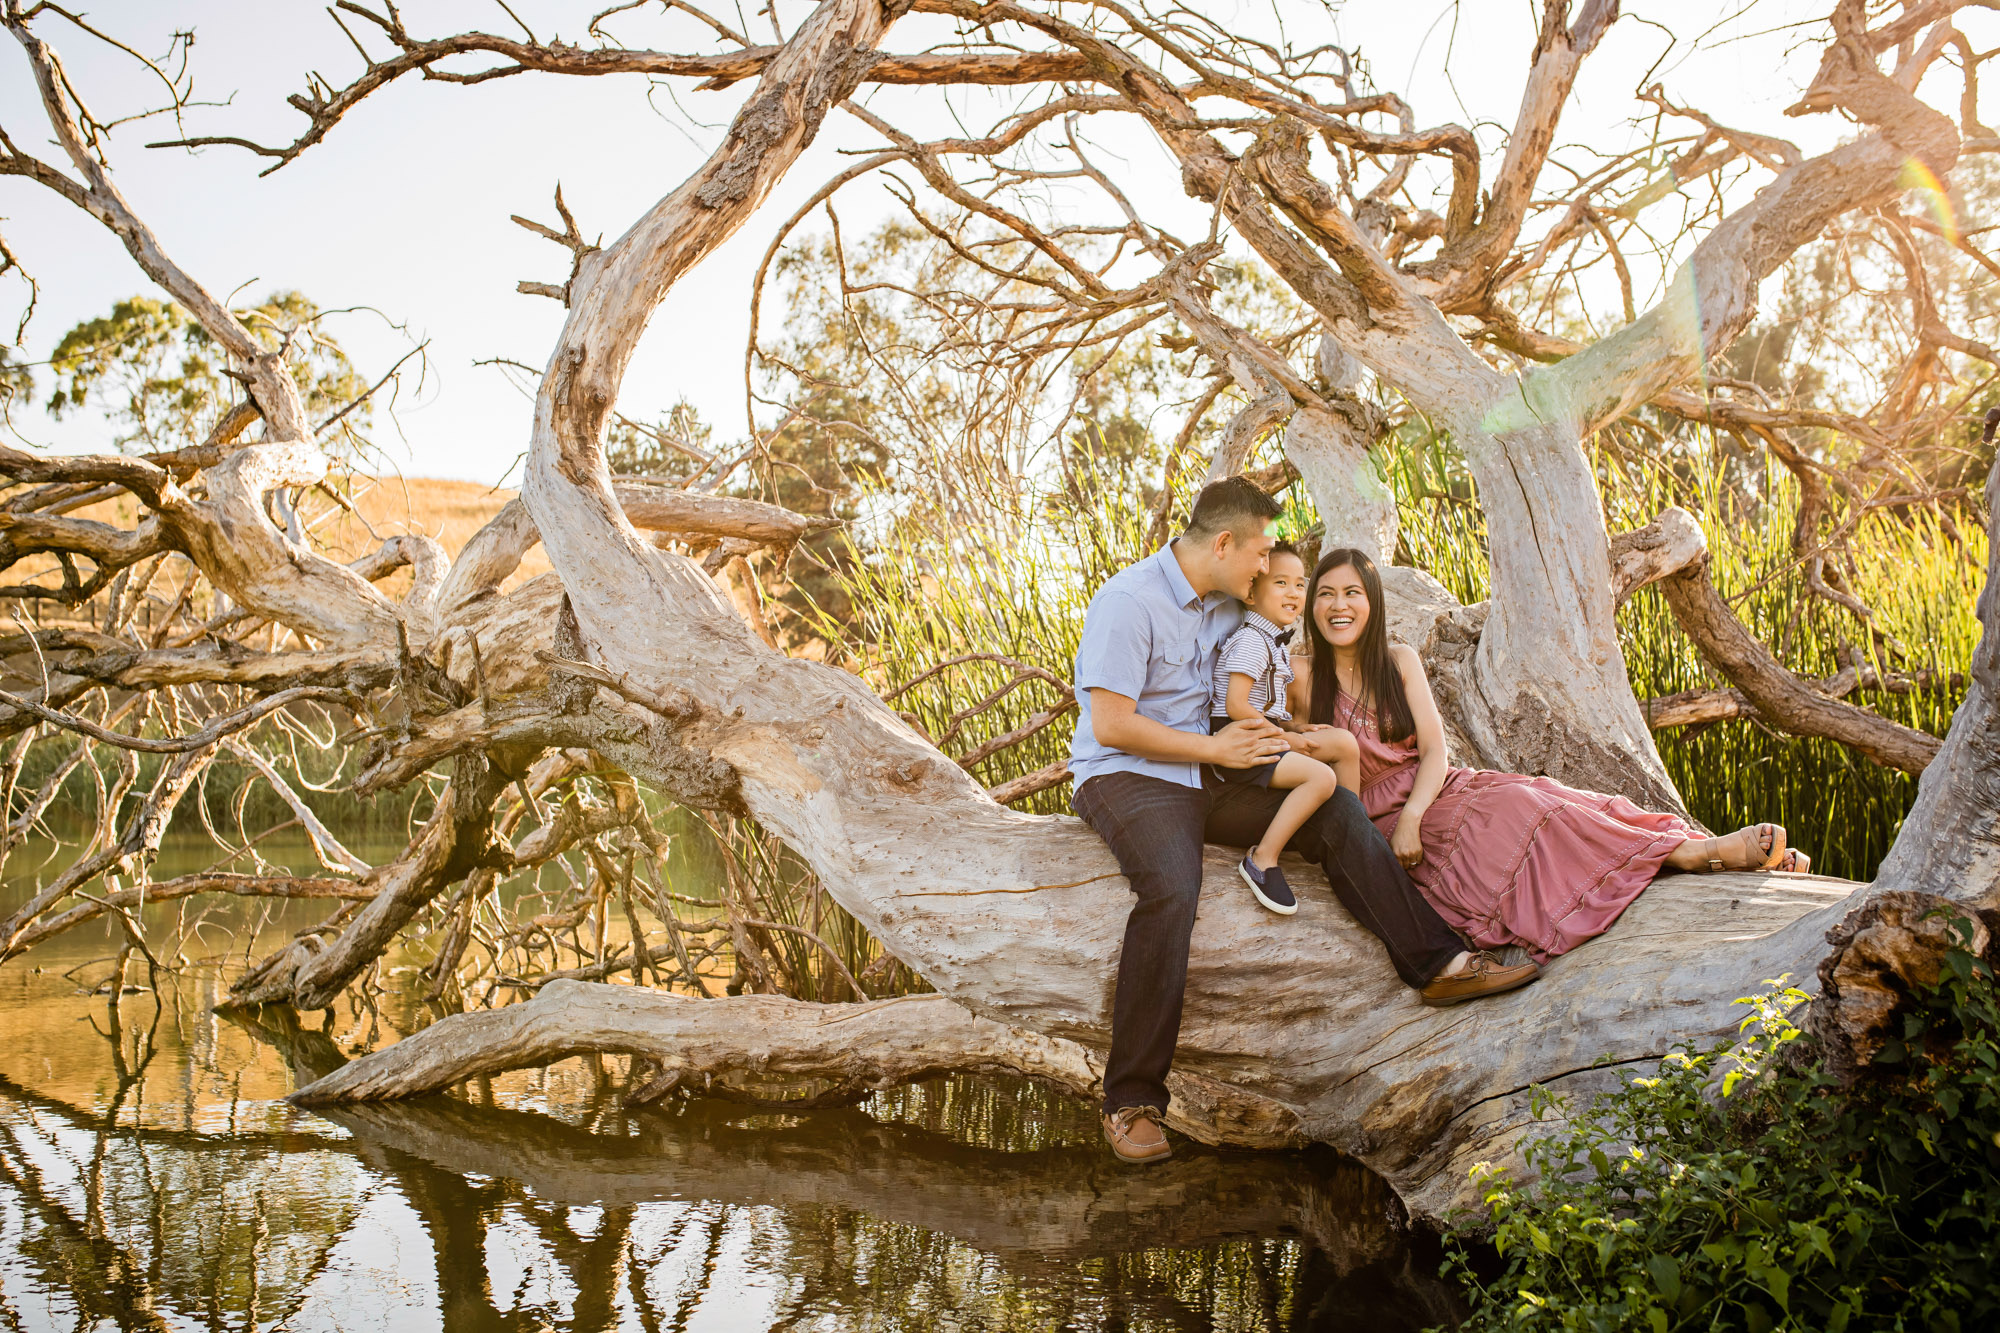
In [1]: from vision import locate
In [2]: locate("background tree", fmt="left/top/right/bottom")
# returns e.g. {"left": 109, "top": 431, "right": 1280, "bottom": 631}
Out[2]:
{"left": 45, "top": 292, "right": 372, "bottom": 456}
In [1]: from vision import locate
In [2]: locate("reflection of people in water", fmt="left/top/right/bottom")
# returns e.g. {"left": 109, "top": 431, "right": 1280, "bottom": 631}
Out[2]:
{"left": 1290, "top": 549, "right": 1811, "bottom": 965}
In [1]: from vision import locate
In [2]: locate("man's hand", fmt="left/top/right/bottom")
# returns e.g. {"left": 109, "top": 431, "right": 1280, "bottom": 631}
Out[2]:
{"left": 1208, "top": 716, "right": 1289, "bottom": 768}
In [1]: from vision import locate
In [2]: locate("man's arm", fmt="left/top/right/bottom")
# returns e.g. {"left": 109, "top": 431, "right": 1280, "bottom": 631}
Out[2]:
{"left": 1091, "top": 689, "right": 1288, "bottom": 768}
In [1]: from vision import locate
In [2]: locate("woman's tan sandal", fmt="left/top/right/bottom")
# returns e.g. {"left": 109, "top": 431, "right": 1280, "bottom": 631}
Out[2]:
{"left": 1774, "top": 849, "right": 1811, "bottom": 874}
{"left": 1696, "top": 823, "right": 1789, "bottom": 872}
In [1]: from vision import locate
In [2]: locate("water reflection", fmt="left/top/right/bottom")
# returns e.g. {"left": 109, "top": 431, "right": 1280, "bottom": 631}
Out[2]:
{"left": 0, "top": 881, "right": 1463, "bottom": 1331}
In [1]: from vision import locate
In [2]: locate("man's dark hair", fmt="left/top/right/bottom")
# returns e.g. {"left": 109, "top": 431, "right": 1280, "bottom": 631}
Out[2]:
{"left": 1183, "top": 476, "right": 1281, "bottom": 541}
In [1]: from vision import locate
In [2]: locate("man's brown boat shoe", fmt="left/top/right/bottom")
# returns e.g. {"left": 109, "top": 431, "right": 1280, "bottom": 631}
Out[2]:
{"left": 1103, "top": 1105, "right": 1172, "bottom": 1163}
{"left": 1419, "top": 951, "right": 1541, "bottom": 1007}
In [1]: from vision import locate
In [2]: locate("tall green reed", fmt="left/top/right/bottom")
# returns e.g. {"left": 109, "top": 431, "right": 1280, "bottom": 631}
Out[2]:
{"left": 1602, "top": 453, "right": 1982, "bottom": 881}
{"left": 799, "top": 457, "right": 1163, "bottom": 816}
{"left": 1377, "top": 431, "right": 1985, "bottom": 882}
{"left": 808, "top": 425, "right": 1982, "bottom": 885}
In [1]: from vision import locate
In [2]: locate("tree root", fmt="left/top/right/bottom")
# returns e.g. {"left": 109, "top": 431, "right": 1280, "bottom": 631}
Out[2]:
{"left": 1810, "top": 889, "right": 2000, "bottom": 1085}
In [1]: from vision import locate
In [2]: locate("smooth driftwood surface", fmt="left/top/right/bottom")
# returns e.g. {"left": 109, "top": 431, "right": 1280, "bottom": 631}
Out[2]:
{"left": 293, "top": 981, "right": 1306, "bottom": 1148}
{"left": 297, "top": 863, "right": 1865, "bottom": 1220}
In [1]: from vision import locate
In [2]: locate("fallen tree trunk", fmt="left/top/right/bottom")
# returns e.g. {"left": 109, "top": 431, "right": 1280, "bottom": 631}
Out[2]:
{"left": 297, "top": 458, "right": 1995, "bottom": 1225}
{"left": 294, "top": 980, "right": 1303, "bottom": 1148}
{"left": 298, "top": 858, "right": 1866, "bottom": 1220}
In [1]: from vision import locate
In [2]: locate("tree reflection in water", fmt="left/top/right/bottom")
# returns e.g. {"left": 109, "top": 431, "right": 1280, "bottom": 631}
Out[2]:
{"left": 0, "top": 979, "right": 1464, "bottom": 1332}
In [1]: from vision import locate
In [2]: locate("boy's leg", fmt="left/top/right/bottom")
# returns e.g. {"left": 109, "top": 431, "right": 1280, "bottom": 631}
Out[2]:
{"left": 1207, "top": 782, "right": 1463, "bottom": 989}
{"left": 1071, "top": 771, "right": 1210, "bottom": 1114}
{"left": 1249, "top": 753, "right": 1339, "bottom": 869}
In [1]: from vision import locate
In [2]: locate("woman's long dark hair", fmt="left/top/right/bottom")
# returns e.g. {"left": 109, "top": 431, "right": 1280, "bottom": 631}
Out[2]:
{"left": 1306, "top": 548, "right": 1415, "bottom": 743}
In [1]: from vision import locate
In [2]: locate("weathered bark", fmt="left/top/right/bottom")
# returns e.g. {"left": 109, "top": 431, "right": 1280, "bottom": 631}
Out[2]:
{"left": 1809, "top": 889, "right": 1999, "bottom": 1086}
{"left": 1287, "top": 338, "right": 1396, "bottom": 563}
{"left": 1608, "top": 507, "right": 1708, "bottom": 605}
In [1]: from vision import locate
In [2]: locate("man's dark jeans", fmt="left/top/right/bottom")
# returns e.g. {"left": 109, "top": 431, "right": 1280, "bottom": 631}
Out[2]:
{"left": 1072, "top": 770, "right": 1465, "bottom": 1114}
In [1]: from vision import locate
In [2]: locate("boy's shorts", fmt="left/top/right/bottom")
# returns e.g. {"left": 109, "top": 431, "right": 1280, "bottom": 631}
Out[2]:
{"left": 1207, "top": 716, "right": 1280, "bottom": 788}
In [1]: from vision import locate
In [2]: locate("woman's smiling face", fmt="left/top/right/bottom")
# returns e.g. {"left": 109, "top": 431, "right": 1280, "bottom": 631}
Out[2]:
{"left": 1314, "top": 563, "right": 1369, "bottom": 648}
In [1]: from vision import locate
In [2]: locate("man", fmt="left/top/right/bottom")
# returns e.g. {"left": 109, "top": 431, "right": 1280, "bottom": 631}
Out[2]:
{"left": 1070, "top": 477, "right": 1539, "bottom": 1165}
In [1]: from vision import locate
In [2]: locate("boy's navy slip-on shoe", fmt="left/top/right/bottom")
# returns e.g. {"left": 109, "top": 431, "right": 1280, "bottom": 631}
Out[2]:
{"left": 1237, "top": 856, "right": 1298, "bottom": 915}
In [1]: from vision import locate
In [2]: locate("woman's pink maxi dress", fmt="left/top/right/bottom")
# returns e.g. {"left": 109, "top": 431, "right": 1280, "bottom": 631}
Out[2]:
{"left": 1328, "top": 691, "right": 1697, "bottom": 963}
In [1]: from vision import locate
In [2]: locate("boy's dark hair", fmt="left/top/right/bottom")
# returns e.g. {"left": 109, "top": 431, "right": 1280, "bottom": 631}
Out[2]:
{"left": 1183, "top": 476, "right": 1281, "bottom": 541}
{"left": 1249, "top": 540, "right": 1302, "bottom": 592}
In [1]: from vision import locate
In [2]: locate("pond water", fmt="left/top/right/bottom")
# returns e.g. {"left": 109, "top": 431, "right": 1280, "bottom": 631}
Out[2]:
{"left": 0, "top": 834, "right": 1465, "bottom": 1331}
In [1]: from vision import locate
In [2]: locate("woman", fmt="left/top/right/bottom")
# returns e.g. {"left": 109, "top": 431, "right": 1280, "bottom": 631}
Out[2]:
{"left": 1290, "top": 548, "right": 1809, "bottom": 964}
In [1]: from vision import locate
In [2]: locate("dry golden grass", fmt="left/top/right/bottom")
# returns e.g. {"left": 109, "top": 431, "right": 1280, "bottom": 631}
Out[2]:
{"left": 313, "top": 474, "right": 553, "bottom": 589}
{"left": 16, "top": 475, "right": 545, "bottom": 622}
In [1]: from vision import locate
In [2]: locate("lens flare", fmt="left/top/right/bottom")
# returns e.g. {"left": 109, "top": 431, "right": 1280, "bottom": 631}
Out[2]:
{"left": 1900, "top": 158, "right": 1958, "bottom": 247}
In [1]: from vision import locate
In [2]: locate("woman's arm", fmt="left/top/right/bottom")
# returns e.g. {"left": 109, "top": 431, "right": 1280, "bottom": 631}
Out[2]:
{"left": 1389, "top": 643, "right": 1450, "bottom": 867}
{"left": 1286, "top": 650, "right": 1313, "bottom": 721}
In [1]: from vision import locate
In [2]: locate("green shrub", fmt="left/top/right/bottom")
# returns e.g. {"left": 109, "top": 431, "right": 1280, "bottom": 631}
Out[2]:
{"left": 1445, "top": 922, "right": 2000, "bottom": 1332}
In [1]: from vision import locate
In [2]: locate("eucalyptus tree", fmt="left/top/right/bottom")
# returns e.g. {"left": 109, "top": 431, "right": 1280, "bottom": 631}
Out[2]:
{"left": 1, "top": 0, "right": 1996, "bottom": 1220}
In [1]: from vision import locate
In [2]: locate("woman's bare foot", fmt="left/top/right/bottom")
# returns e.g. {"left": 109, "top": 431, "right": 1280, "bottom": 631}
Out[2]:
{"left": 1773, "top": 848, "right": 1811, "bottom": 874}
{"left": 1671, "top": 823, "right": 1788, "bottom": 872}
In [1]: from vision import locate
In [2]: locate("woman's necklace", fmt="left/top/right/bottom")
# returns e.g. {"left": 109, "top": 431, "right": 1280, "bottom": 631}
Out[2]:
{"left": 1332, "top": 655, "right": 1366, "bottom": 709}
{"left": 1336, "top": 652, "right": 1368, "bottom": 696}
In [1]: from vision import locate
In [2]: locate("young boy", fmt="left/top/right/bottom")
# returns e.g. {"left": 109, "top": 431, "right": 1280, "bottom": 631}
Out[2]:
{"left": 1209, "top": 543, "right": 1360, "bottom": 915}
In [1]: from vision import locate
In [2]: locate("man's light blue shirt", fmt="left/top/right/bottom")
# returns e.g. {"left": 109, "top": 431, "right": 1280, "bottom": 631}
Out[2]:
{"left": 1069, "top": 543, "right": 1245, "bottom": 789}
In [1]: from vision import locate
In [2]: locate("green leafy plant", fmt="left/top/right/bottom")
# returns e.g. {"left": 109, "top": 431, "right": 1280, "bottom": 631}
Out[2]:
{"left": 1444, "top": 922, "right": 2000, "bottom": 1331}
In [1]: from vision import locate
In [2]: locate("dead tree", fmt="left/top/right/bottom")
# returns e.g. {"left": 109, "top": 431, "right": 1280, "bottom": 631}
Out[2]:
{"left": 2, "top": 0, "right": 1998, "bottom": 1223}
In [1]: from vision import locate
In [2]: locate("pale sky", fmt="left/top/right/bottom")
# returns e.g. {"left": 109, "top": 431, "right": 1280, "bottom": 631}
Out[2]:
{"left": 1, "top": 1, "right": 1986, "bottom": 484}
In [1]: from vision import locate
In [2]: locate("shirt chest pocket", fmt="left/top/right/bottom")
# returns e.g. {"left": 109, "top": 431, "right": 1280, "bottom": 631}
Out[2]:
{"left": 1146, "top": 633, "right": 1197, "bottom": 696}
